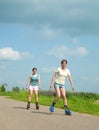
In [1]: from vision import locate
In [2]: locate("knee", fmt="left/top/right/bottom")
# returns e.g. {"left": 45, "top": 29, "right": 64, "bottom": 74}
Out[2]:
{"left": 57, "top": 95, "right": 60, "bottom": 99}
{"left": 29, "top": 93, "right": 32, "bottom": 97}
{"left": 35, "top": 93, "right": 38, "bottom": 98}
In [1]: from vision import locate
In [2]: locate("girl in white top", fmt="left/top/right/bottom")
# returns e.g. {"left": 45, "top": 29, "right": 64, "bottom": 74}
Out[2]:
{"left": 50, "top": 59, "right": 74, "bottom": 115}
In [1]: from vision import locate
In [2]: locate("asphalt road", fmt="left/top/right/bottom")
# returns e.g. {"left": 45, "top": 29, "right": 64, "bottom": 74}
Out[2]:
{"left": 0, "top": 96, "right": 99, "bottom": 130}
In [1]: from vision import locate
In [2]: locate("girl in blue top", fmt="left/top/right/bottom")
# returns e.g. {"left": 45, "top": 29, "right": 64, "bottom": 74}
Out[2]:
{"left": 26, "top": 68, "right": 40, "bottom": 110}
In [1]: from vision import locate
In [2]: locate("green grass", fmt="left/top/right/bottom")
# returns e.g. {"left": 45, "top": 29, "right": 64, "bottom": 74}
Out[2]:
{"left": 0, "top": 90, "right": 99, "bottom": 116}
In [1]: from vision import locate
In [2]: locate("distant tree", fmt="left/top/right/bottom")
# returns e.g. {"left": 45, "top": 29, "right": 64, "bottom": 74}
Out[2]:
{"left": 12, "top": 86, "right": 20, "bottom": 92}
{"left": 21, "top": 88, "right": 25, "bottom": 91}
{"left": 0, "top": 85, "right": 6, "bottom": 92}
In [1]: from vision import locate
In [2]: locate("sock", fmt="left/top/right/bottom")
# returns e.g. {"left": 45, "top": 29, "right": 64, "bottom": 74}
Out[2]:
{"left": 52, "top": 102, "right": 56, "bottom": 107}
{"left": 28, "top": 101, "right": 30, "bottom": 104}
{"left": 64, "top": 105, "right": 68, "bottom": 109}
{"left": 27, "top": 101, "right": 30, "bottom": 109}
{"left": 36, "top": 102, "right": 39, "bottom": 108}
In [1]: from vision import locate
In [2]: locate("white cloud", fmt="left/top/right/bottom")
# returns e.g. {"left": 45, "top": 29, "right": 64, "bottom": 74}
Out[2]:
{"left": 0, "top": 47, "right": 20, "bottom": 60}
{"left": 31, "top": 25, "right": 61, "bottom": 40}
{"left": 0, "top": 47, "right": 31, "bottom": 60}
{"left": 77, "top": 47, "right": 88, "bottom": 56}
{"left": 42, "top": 67, "right": 55, "bottom": 73}
{"left": 47, "top": 45, "right": 88, "bottom": 58}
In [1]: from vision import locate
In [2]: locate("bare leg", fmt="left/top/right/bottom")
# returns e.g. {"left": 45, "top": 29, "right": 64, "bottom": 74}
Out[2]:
{"left": 50, "top": 87, "right": 61, "bottom": 112}
{"left": 53, "top": 87, "right": 61, "bottom": 104}
{"left": 34, "top": 90, "right": 39, "bottom": 109}
{"left": 60, "top": 88, "right": 72, "bottom": 115}
{"left": 33, "top": 90, "right": 38, "bottom": 102}
{"left": 28, "top": 90, "right": 33, "bottom": 102}
{"left": 60, "top": 88, "right": 71, "bottom": 115}
{"left": 27, "top": 90, "right": 33, "bottom": 109}
{"left": 60, "top": 88, "right": 68, "bottom": 107}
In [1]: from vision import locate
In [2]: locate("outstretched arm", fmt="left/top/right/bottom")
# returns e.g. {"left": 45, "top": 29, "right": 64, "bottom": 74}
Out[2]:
{"left": 50, "top": 72, "right": 57, "bottom": 88}
{"left": 68, "top": 75, "right": 75, "bottom": 91}
{"left": 26, "top": 76, "right": 31, "bottom": 90}
{"left": 38, "top": 75, "right": 41, "bottom": 89}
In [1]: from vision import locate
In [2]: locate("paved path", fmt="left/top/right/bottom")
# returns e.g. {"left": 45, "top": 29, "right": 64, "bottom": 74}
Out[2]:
{"left": 0, "top": 96, "right": 99, "bottom": 130}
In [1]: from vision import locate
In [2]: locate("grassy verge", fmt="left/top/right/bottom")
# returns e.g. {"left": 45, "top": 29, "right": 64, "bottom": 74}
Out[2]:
{"left": 0, "top": 90, "right": 99, "bottom": 116}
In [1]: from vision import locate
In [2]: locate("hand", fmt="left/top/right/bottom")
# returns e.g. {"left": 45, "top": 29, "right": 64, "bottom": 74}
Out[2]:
{"left": 50, "top": 84, "right": 53, "bottom": 89}
{"left": 72, "top": 85, "right": 75, "bottom": 91}
{"left": 26, "top": 86, "right": 29, "bottom": 91}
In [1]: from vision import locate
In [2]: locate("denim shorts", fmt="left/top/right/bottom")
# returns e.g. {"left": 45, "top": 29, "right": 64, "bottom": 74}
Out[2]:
{"left": 54, "top": 82, "right": 65, "bottom": 89}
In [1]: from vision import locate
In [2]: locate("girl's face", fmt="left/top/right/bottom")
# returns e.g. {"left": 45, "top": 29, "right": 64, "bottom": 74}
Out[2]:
{"left": 61, "top": 61, "right": 67, "bottom": 69}
{"left": 33, "top": 69, "right": 37, "bottom": 74}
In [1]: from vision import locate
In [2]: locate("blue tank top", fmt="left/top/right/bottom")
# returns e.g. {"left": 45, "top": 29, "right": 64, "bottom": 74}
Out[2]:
{"left": 30, "top": 74, "right": 39, "bottom": 86}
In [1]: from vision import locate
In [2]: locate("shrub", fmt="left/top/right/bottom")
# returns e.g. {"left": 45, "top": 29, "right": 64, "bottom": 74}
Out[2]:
{"left": 0, "top": 85, "right": 6, "bottom": 92}
{"left": 12, "top": 86, "right": 20, "bottom": 92}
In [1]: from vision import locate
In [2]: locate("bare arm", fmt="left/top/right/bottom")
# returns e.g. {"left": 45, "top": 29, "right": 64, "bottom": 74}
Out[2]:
{"left": 50, "top": 72, "right": 57, "bottom": 88}
{"left": 26, "top": 76, "right": 31, "bottom": 89}
{"left": 68, "top": 75, "right": 75, "bottom": 91}
{"left": 38, "top": 75, "right": 41, "bottom": 89}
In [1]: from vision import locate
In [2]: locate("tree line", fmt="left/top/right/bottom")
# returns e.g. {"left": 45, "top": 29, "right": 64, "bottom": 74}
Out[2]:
{"left": 0, "top": 84, "right": 20, "bottom": 92}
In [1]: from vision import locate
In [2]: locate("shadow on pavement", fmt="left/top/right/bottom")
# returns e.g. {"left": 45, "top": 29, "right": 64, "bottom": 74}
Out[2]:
{"left": 31, "top": 111, "right": 65, "bottom": 116}
{"left": 13, "top": 107, "right": 27, "bottom": 110}
{"left": 32, "top": 111, "right": 50, "bottom": 115}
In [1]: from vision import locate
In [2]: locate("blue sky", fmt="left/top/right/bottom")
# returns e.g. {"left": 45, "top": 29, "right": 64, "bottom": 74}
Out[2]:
{"left": 0, "top": 0, "right": 99, "bottom": 93}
